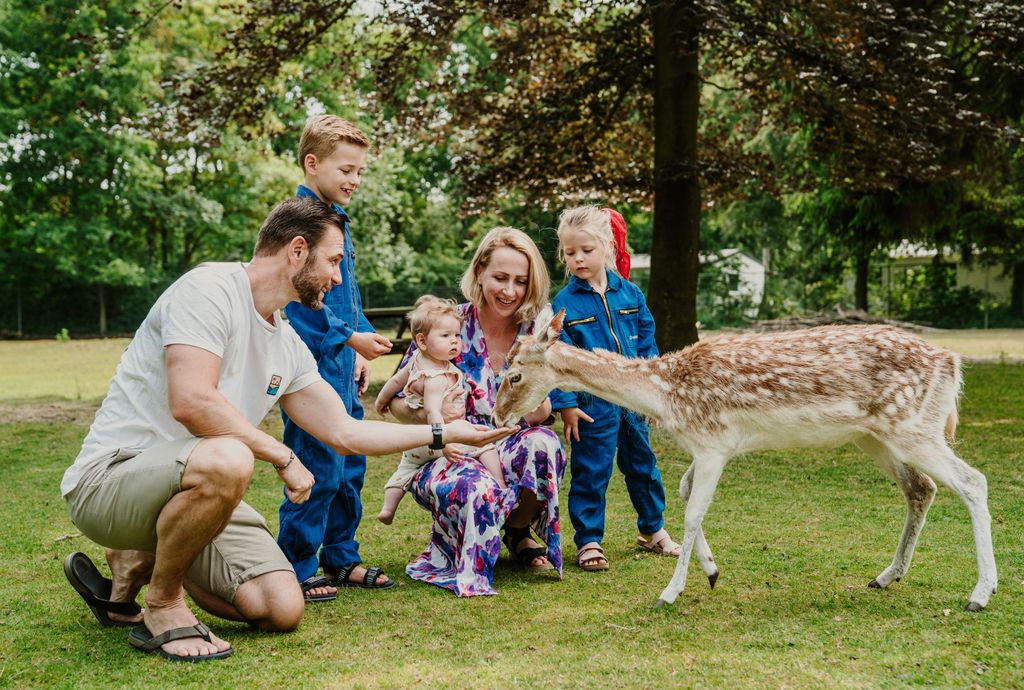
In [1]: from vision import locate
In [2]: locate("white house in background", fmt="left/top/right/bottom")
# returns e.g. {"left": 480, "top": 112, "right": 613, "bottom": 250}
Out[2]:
{"left": 631, "top": 248, "right": 765, "bottom": 316}
{"left": 881, "top": 241, "right": 1012, "bottom": 301}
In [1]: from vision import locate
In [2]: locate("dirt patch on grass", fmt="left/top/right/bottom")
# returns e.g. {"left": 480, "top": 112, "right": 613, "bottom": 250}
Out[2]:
{"left": 0, "top": 400, "right": 98, "bottom": 425}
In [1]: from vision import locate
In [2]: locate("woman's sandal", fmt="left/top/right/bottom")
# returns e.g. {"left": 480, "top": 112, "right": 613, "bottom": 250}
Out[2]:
{"left": 576, "top": 542, "right": 610, "bottom": 572}
{"left": 503, "top": 524, "right": 554, "bottom": 572}
{"left": 636, "top": 528, "right": 681, "bottom": 556}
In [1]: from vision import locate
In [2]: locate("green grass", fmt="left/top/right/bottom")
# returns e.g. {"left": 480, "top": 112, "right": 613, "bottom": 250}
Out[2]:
{"left": 0, "top": 348, "right": 1022, "bottom": 687}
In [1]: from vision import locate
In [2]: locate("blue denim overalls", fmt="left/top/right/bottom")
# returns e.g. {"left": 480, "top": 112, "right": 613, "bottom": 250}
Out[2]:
{"left": 278, "top": 185, "right": 375, "bottom": 580}
{"left": 550, "top": 270, "right": 668, "bottom": 548}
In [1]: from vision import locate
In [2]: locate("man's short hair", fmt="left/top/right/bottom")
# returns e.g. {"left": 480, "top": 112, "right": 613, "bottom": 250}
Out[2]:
{"left": 298, "top": 115, "right": 371, "bottom": 168}
{"left": 253, "top": 197, "right": 345, "bottom": 257}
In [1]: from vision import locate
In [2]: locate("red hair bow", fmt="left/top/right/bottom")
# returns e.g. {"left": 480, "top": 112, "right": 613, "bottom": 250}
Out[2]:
{"left": 603, "top": 208, "right": 630, "bottom": 280}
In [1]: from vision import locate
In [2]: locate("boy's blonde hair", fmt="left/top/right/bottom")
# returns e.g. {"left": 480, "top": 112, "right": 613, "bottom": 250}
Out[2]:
{"left": 459, "top": 226, "right": 550, "bottom": 323}
{"left": 556, "top": 205, "right": 617, "bottom": 272}
{"left": 408, "top": 295, "right": 462, "bottom": 340}
{"left": 298, "top": 115, "right": 371, "bottom": 170}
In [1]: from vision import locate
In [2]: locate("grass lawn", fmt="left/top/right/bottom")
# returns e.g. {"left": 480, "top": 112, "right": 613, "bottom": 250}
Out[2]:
{"left": 0, "top": 340, "right": 1021, "bottom": 687}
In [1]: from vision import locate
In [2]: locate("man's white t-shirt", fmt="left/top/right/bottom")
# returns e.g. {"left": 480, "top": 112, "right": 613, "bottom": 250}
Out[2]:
{"left": 61, "top": 263, "right": 321, "bottom": 496}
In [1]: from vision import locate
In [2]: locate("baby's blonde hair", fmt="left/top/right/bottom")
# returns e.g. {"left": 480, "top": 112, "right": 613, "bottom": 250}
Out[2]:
{"left": 407, "top": 295, "right": 462, "bottom": 340}
{"left": 556, "top": 205, "right": 617, "bottom": 272}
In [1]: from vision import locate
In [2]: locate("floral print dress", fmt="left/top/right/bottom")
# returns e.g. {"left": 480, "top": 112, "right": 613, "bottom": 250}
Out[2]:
{"left": 405, "top": 303, "right": 566, "bottom": 596}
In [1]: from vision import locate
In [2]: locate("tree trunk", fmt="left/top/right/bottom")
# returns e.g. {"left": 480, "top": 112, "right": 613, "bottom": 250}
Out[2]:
{"left": 648, "top": 0, "right": 702, "bottom": 351}
{"left": 1012, "top": 260, "right": 1024, "bottom": 319}
{"left": 98, "top": 284, "right": 107, "bottom": 336}
{"left": 16, "top": 278, "right": 23, "bottom": 337}
{"left": 757, "top": 245, "right": 771, "bottom": 319}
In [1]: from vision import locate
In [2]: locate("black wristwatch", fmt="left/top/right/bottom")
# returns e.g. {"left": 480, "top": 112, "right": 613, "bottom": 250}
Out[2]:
{"left": 428, "top": 422, "right": 445, "bottom": 450}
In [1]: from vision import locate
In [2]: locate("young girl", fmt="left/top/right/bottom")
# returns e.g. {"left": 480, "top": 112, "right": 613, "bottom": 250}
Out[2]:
{"left": 550, "top": 206, "right": 679, "bottom": 571}
{"left": 375, "top": 296, "right": 506, "bottom": 524}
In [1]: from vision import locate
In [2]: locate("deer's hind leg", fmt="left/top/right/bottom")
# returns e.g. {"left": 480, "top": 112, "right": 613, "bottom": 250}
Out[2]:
{"left": 678, "top": 463, "right": 720, "bottom": 588}
{"left": 898, "top": 439, "right": 996, "bottom": 611}
{"left": 855, "top": 436, "right": 937, "bottom": 591}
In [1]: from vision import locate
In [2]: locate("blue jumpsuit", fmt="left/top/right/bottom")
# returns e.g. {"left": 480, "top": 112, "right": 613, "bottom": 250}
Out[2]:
{"left": 277, "top": 184, "right": 376, "bottom": 581}
{"left": 549, "top": 270, "right": 668, "bottom": 549}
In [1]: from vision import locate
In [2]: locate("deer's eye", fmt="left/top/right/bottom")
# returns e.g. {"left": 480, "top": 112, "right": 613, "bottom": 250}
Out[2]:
{"left": 507, "top": 372, "right": 522, "bottom": 384}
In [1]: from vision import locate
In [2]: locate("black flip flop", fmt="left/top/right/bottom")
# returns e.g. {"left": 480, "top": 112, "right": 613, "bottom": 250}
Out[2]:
{"left": 300, "top": 575, "right": 337, "bottom": 602}
{"left": 329, "top": 563, "right": 396, "bottom": 590}
{"left": 128, "top": 623, "right": 234, "bottom": 662}
{"left": 63, "top": 552, "right": 143, "bottom": 628}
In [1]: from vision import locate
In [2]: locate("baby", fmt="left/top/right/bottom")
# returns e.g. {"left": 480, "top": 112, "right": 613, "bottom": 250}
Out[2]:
{"left": 375, "top": 296, "right": 507, "bottom": 524}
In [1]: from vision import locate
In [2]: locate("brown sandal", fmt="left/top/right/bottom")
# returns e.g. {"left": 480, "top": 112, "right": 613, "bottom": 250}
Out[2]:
{"left": 636, "top": 528, "right": 681, "bottom": 556}
{"left": 576, "top": 542, "right": 609, "bottom": 571}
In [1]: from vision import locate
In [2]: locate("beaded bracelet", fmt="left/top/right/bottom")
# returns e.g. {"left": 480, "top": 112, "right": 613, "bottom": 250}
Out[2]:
{"left": 273, "top": 451, "right": 296, "bottom": 472}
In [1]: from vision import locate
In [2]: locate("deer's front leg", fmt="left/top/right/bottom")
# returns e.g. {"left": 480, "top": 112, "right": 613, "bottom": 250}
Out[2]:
{"left": 678, "top": 463, "right": 719, "bottom": 588}
{"left": 656, "top": 453, "right": 728, "bottom": 607}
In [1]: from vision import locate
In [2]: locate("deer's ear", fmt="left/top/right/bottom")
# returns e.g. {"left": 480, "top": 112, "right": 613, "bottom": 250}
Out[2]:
{"left": 533, "top": 304, "right": 553, "bottom": 330}
{"left": 545, "top": 309, "right": 565, "bottom": 345}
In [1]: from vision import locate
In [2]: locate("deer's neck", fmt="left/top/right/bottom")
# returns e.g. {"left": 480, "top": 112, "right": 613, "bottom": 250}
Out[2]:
{"left": 547, "top": 342, "right": 669, "bottom": 421}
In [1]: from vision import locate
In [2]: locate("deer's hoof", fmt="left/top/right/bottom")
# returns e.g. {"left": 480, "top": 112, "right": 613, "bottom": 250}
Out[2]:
{"left": 867, "top": 579, "right": 882, "bottom": 589}
{"left": 708, "top": 571, "right": 719, "bottom": 590}
{"left": 965, "top": 601, "right": 985, "bottom": 613}
{"left": 654, "top": 598, "right": 671, "bottom": 608}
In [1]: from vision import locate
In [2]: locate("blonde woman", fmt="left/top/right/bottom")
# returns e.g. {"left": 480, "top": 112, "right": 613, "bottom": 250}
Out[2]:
{"left": 388, "top": 227, "right": 566, "bottom": 595}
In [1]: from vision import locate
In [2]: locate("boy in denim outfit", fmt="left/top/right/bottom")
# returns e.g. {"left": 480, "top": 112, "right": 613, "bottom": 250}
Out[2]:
{"left": 279, "top": 115, "right": 394, "bottom": 598}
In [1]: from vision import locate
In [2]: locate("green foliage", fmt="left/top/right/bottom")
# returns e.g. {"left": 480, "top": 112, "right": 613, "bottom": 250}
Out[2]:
{"left": 2, "top": 0, "right": 1023, "bottom": 335}
{"left": 54, "top": 327, "right": 69, "bottom": 343}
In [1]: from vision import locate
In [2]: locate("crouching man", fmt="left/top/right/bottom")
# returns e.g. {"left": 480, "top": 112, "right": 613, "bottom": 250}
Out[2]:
{"left": 60, "top": 198, "right": 513, "bottom": 662}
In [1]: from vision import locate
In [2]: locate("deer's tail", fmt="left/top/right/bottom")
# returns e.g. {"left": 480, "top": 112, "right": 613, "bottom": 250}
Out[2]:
{"left": 944, "top": 355, "right": 964, "bottom": 442}
{"left": 944, "top": 407, "right": 959, "bottom": 442}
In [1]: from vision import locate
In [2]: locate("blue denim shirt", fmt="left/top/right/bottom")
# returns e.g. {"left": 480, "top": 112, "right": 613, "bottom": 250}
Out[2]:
{"left": 549, "top": 270, "right": 658, "bottom": 410}
{"left": 283, "top": 185, "right": 374, "bottom": 397}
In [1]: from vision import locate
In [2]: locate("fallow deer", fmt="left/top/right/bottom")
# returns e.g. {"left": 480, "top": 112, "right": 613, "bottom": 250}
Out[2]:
{"left": 493, "top": 310, "right": 996, "bottom": 611}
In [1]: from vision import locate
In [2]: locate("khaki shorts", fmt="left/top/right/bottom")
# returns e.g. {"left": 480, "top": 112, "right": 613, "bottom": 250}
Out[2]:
{"left": 65, "top": 438, "right": 293, "bottom": 603}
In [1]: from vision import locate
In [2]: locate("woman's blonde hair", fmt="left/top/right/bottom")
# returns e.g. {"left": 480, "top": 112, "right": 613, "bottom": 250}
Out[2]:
{"left": 407, "top": 295, "right": 462, "bottom": 340}
{"left": 459, "top": 226, "right": 550, "bottom": 323}
{"left": 556, "top": 205, "right": 617, "bottom": 272}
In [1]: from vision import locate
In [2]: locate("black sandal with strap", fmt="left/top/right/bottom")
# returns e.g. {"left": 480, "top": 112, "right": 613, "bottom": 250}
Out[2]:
{"left": 328, "top": 563, "right": 397, "bottom": 590}
{"left": 301, "top": 575, "right": 337, "bottom": 602}
{"left": 503, "top": 525, "right": 554, "bottom": 572}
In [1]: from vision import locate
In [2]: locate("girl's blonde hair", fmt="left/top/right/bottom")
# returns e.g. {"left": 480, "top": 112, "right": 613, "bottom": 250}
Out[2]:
{"left": 459, "top": 226, "right": 550, "bottom": 323}
{"left": 556, "top": 205, "right": 617, "bottom": 272}
{"left": 407, "top": 295, "right": 462, "bottom": 339}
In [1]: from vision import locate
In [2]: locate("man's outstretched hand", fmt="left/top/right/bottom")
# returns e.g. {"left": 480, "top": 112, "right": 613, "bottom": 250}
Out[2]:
{"left": 443, "top": 420, "right": 515, "bottom": 448}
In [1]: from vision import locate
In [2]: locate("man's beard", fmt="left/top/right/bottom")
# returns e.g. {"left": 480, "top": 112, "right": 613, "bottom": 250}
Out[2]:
{"left": 293, "top": 253, "right": 326, "bottom": 310}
